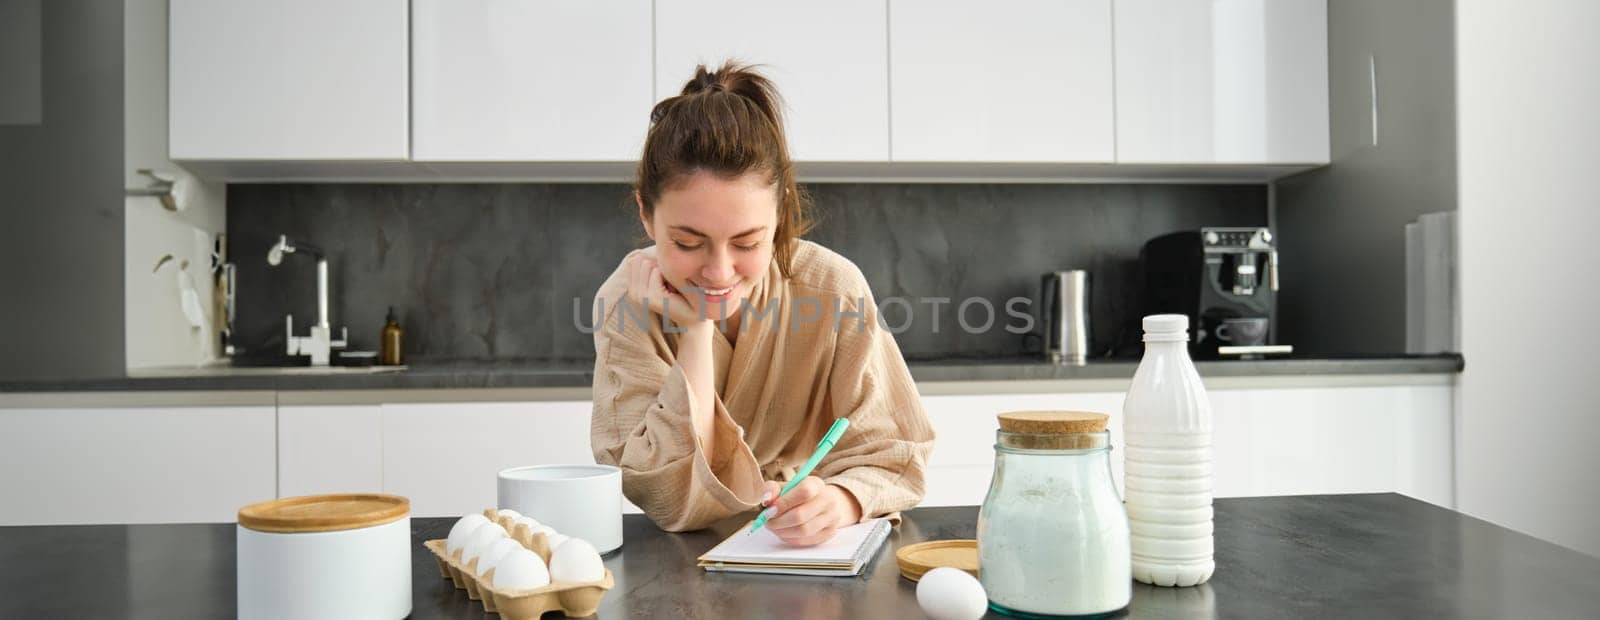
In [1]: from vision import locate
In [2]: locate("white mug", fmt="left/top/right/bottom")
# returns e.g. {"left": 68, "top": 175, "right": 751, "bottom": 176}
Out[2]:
{"left": 497, "top": 464, "right": 623, "bottom": 554}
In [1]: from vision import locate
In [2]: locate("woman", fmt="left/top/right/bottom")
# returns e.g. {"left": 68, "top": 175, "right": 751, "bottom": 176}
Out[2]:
{"left": 589, "top": 62, "right": 935, "bottom": 546}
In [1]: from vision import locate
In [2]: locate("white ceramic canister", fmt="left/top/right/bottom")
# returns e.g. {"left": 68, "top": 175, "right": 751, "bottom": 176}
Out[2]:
{"left": 236, "top": 494, "right": 412, "bottom": 620}
{"left": 498, "top": 464, "right": 623, "bottom": 554}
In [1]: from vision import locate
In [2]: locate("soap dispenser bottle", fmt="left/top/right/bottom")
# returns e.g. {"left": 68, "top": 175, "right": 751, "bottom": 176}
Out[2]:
{"left": 380, "top": 307, "right": 404, "bottom": 365}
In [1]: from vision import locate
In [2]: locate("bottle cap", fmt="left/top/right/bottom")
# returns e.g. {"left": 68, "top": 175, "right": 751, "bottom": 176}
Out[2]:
{"left": 386, "top": 306, "right": 397, "bottom": 323}
{"left": 1142, "top": 314, "right": 1190, "bottom": 342}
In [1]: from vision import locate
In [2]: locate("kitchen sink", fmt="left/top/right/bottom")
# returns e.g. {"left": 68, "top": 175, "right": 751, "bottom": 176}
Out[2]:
{"left": 222, "top": 365, "right": 407, "bottom": 375}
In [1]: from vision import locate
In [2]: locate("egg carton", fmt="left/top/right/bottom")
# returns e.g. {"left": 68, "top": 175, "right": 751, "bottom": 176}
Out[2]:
{"left": 423, "top": 509, "right": 614, "bottom": 619}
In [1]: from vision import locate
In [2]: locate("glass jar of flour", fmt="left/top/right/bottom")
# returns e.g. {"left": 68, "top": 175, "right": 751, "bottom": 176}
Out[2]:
{"left": 977, "top": 411, "right": 1131, "bottom": 618}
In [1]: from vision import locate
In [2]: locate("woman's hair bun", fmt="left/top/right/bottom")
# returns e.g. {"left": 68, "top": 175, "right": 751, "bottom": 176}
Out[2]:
{"left": 674, "top": 61, "right": 783, "bottom": 129}
{"left": 688, "top": 65, "right": 726, "bottom": 94}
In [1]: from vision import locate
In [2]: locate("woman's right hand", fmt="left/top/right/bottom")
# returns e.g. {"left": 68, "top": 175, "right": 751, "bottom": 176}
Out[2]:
{"left": 757, "top": 477, "right": 862, "bottom": 547}
{"left": 626, "top": 249, "right": 707, "bottom": 328}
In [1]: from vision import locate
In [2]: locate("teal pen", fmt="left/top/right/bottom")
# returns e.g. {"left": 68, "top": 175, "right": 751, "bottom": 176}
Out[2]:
{"left": 749, "top": 418, "right": 851, "bottom": 532}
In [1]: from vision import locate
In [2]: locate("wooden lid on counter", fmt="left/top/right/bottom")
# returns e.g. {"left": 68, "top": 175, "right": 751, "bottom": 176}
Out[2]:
{"left": 896, "top": 539, "right": 979, "bottom": 582}
{"left": 238, "top": 494, "right": 410, "bottom": 533}
{"left": 997, "top": 411, "right": 1108, "bottom": 434}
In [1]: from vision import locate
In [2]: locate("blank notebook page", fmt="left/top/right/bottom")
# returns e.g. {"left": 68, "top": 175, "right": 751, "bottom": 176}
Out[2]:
{"left": 701, "top": 518, "right": 889, "bottom": 564}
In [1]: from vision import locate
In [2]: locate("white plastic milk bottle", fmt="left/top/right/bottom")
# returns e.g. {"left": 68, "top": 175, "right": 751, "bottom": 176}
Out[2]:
{"left": 1121, "top": 314, "right": 1215, "bottom": 586}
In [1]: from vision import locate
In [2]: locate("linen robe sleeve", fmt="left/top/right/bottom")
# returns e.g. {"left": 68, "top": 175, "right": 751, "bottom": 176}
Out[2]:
{"left": 814, "top": 290, "right": 937, "bottom": 522}
{"left": 589, "top": 297, "right": 765, "bottom": 532}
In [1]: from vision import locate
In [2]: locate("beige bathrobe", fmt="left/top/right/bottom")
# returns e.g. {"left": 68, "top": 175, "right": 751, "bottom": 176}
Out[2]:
{"left": 590, "top": 240, "right": 935, "bottom": 532}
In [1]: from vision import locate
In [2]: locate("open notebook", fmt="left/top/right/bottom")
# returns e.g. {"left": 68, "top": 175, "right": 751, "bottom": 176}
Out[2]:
{"left": 698, "top": 518, "right": 893, "bottom": 577}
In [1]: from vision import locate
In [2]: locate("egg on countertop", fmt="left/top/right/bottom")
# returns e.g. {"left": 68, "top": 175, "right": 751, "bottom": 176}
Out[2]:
{"left": 460, "top": 521, "right": 508, "bottom": 565}
{"left": 548, "top": 538, "right": 605, "bottom": 584}
{"left": 512, "top": 515, "right": 542, "bottom": 531}
{"left": 474, "top": 537, "right": 525, "bottom": 577}
{"left": 522, "top": 523, "right": 566, "bottom": 549}
{"left": 492, "top": 548, "right": 552, "bottom": 590}
{"left": 445, "top": 514, "right": 490, "bottom": 556}
{"left": 916, "top": 567, "right": 988, "bottom": 620}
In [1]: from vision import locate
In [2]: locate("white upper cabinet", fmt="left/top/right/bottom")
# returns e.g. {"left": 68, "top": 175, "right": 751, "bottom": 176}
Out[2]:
{"left": 1113, "top": 0, "right": 1330, "bottom": 164}
{"left": 655, "top": 0, "right": 889, "bottom": 162}
{"left": 165, "top": 0, "right": 1330, "bottom": 179}
{"left": 411, "top": 0, "right": 652, "bottom": 162}
{"left": 890, "top": 0, "right": 1116, "bottom": 163}
{"left": 169, "top": 0, "right": 409, "bottom": 160}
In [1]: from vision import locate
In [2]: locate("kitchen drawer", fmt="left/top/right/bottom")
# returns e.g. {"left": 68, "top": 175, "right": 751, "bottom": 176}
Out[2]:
{"left": 379, "top": 400, "right": 644, "bottom": 517}
{"left": 918, "top": 383, "right": 1453, "bottom": 508}
{"left": 0, "top": 406, "right": 276, "bottom": 525}
{"left": 278, "top": 405, "right": 384, "bottom": 497}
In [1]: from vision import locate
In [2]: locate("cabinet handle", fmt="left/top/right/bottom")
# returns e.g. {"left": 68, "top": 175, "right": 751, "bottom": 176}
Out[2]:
{"left": 1369, "top": 54, "right": 1379, "bottom": 146}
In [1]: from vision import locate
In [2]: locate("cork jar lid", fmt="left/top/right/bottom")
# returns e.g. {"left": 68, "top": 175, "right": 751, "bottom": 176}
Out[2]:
{"left": 997, "top": 411, "right": 1109, "bottom": 434}
{"left": 238, "top": 494, "right": 410, "bottom": 533}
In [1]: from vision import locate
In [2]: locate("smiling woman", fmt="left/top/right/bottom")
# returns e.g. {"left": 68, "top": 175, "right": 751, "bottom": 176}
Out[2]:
{"left": 588, "top": 62, "right": 935, "bottom": 546}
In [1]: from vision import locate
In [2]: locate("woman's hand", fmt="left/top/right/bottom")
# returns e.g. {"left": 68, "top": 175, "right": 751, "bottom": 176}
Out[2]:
{"left": 626, "top": 249, "right": 707, "bottom": 328}
{"left": 759, "top": 477, "right": 864, "bottom": 546}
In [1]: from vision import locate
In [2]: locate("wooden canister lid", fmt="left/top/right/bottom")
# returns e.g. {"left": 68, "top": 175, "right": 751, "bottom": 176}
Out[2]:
{"left": 238, "top": 494, "right": 410, "bottom": 533}
{"left": 896, "top": 539, "right": 979, "bottom": 582}
{"left": 997, "top": 411, "right": 1109, "bottom": 434}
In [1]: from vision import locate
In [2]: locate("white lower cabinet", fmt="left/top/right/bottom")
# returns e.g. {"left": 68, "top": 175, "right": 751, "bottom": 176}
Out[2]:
{"left": 1208, "top": 385, "right": 1453, "bottom": 506}
{"left": 0, "top": 405, "right": 276, "bottom": 525}
{"left": 380, "top": 400, "right": 605, "bottom": 518}
{"left": 919, "top": 384, "right": 1455, "bottom": 509}
{"left": 920, "top": 391, "right": 1124, "bottom": 508}
{"left": 0, "top": 381, "right": 1452, "bottom": 525}
{"left": 279, "top": 400, "right": 646, "bottom": 518}
{"left": 278, "top": 405, "right": 384, "bottom": 498}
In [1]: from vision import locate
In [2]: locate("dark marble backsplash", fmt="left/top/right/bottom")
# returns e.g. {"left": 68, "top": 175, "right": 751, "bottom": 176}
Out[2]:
{"left": 226, "top": 184, "right": 1266, "bottom": 362}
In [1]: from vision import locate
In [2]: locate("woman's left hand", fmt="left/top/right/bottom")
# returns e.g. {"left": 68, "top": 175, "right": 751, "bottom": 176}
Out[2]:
{"left": 759, "top": 477, "right": 864, "bottom": 546}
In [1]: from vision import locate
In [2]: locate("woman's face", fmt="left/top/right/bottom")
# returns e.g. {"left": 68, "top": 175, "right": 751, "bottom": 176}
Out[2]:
{"left": 639, "top": 170, "right": 778, "bottom": 319}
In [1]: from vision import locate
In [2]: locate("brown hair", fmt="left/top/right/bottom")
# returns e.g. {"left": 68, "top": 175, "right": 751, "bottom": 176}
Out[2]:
{"left": 635, "top": 61, "right": 813, "bottom": 278}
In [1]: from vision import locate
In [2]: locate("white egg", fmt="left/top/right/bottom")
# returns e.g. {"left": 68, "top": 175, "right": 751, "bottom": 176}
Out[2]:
{"left": 496, "top": 508, "right": 523, "bottom": 520}
{"left": 460, "top": 521, "right": 508, "bottom": 565}
{"left": 445, "top": 514, "right": 490, "bottom": 556}
{"left": 546, "top": 532, "right": 571, "bottom": 550}
{"left": 512, "top": 515, "right": 542, "bottom": 531}
{"left": 548, "top": 538, "right": 605, "bottom": 584}
{"left": 475, "top": 537, "right": 525, "bottom": 577}
{"left": 492, "top": 548, "right": 551, "bottom": 590}
{"left": 916, "top": 567, "right": 988, "bottom": 620}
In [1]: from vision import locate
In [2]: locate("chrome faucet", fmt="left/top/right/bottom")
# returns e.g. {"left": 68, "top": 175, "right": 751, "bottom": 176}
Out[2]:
{"left": 267, "top": 235, "right": 347, "bottom": 365}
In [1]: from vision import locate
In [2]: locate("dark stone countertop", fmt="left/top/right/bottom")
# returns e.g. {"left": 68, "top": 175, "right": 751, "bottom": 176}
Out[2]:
{"left": 0, "top": 354, "right": 1463, "bottom": 393}
{"left": 3, "top": 493, "right": 1594, "bottom": 619}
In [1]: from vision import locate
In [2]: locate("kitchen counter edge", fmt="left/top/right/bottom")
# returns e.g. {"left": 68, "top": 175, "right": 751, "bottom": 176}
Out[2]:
{"left": 0, "top": 356, "right": 1462, "bottom": 406}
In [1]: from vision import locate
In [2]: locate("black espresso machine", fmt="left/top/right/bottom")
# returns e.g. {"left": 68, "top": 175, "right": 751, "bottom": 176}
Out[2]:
{"left": 1140, "top": 227, "right": 1293, "bottom": 358}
